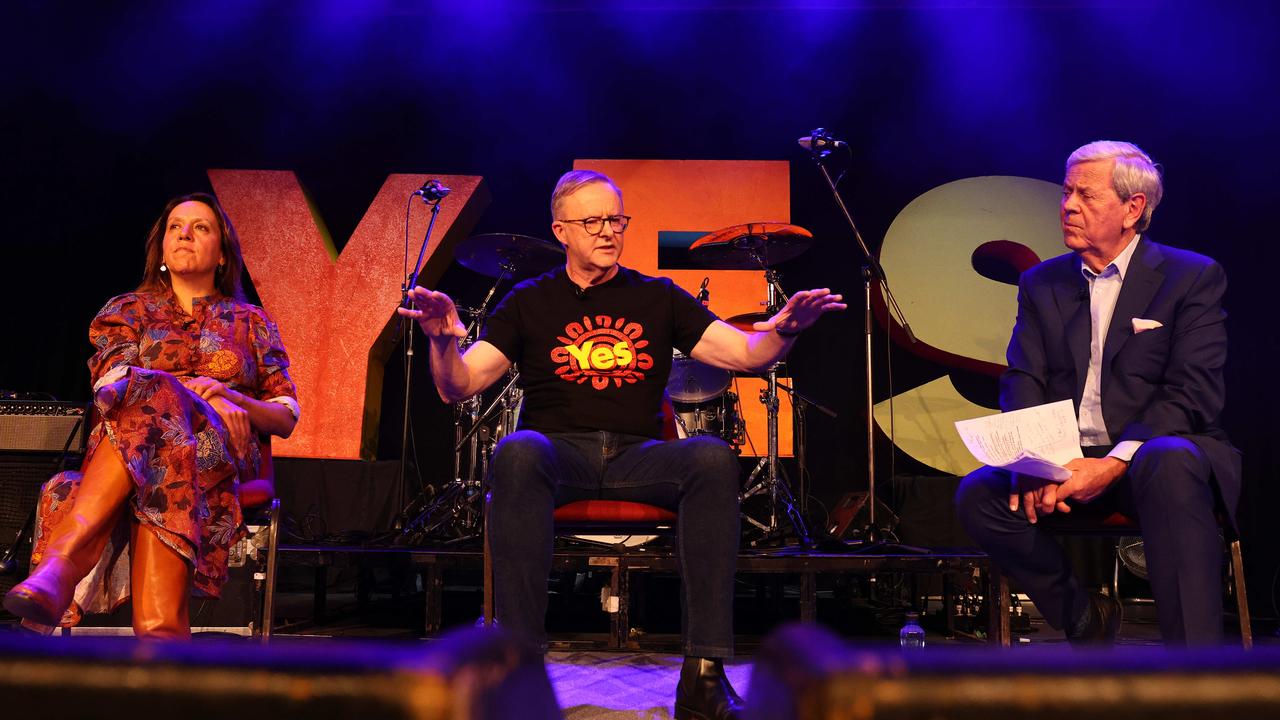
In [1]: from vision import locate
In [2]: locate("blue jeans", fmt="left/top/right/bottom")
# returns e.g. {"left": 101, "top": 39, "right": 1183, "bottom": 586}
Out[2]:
{"left": 488, "top": 430, "right": 741, "bottom": 657}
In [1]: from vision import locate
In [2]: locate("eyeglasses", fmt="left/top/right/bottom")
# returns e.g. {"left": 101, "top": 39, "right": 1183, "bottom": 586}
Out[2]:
{"left": 558, "top": 215, "right": 632, "bottom": 235}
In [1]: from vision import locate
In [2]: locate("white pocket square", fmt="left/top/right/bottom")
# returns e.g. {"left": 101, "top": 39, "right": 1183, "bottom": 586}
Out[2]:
{"left": 1132, "top": 318, "right": 1163, "bottom": 333}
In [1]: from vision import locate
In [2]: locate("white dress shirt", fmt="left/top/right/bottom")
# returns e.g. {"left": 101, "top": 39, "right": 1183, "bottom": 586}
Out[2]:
{"left": 1078, "top": 234, "right": 1143, "bottom": 462}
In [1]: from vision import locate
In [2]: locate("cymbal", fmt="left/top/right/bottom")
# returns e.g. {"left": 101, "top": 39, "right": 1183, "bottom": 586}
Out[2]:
{"left": 455, "top": 233, "right": 565, "bottom": 279}
{"left": 724, "top": 312, "right": 772, "bottom": 332}
{"left": 688, "top": 222, "right": 813, "bottom": 269}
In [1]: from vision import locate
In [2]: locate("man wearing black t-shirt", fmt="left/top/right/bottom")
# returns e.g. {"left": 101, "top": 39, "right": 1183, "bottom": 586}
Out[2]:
{"left": 400, "top": 170, "right": 844, "bottom": 720}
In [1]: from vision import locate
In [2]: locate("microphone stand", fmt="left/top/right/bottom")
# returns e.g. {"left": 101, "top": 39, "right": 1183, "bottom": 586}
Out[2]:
{"left": 805, "top": 135, "right": 923, "bottom": 554}
{"left": 396, "top": 191, "right": 445, "bottom": 528}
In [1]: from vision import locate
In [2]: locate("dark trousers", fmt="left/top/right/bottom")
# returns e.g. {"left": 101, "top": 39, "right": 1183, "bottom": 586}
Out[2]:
{"left": 955, "top": 436, "right": 1224, "bottom": 645}
{"left": 488, "top": 430, "right": 741, "bottom": 657}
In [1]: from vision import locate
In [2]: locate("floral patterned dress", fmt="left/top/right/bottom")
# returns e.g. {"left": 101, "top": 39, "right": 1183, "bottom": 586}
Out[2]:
{"left": 32, "top": 289, "right": 298, "bottom": 625}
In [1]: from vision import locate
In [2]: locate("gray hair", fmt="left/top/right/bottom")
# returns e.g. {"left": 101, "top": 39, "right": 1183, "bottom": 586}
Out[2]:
{"left": 550, "top": 170, "right": 622, "bottom": 220}
{"left": 1067, "top": 140, "right": 1163, "bottom": 232}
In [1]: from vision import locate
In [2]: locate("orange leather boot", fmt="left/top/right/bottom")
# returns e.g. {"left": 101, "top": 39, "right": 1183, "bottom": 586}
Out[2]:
{"left": 2, "top": 449, "right": 132, "bottom": 626}
{"left": 129, "top": 521, "right": 193, "bottom": 640}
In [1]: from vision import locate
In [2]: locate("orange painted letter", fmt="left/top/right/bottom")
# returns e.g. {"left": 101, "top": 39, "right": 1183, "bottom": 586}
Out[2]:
{"left": 209, "top": 170, "right": 490, "bottom": 459}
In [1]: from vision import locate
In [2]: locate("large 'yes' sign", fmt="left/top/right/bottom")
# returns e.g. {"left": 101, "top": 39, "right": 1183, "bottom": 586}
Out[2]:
{"left": 872, "top": 176, "right": 1065, "bottom": 475}
{"left": 209, "top": 166, "right": 1055, "bottom": 465}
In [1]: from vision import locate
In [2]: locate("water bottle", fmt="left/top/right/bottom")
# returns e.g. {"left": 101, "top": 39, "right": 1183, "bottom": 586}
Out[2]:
{"left": 899, "top": 610, "right": 926, "bottom": 649}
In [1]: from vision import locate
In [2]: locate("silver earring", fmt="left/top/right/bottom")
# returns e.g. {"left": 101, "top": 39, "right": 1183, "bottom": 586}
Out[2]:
{"left": 160, "top": 263, "right": 168, "bottom": 272}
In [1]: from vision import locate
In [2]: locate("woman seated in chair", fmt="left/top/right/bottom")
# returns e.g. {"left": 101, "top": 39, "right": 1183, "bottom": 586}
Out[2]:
{"left": 3, "top": 192, "right": 299, "bottom": 639}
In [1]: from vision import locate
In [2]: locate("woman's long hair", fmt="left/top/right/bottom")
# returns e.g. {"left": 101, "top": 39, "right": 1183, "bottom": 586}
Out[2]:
{"left": 137, "top": 192, "right": 246, "bottom": 301}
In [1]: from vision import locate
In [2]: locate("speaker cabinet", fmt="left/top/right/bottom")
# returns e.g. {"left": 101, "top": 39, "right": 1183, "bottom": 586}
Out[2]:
{"left": 0, "top": 401, "right": 87, "bottom": 454}
{"left": 0, "top": 402, "right": 88, "bottom": 619}
{"left": 0, "top": 452, "right": 81, "bottom": 618}
{"left": 749, "top": 624, "right": 1280, "bottom": 719}
{"left": 0, "top": 626, "right": 560, "bottom": 719}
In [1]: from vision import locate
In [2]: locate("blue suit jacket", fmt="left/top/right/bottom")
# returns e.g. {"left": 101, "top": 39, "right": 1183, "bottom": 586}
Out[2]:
{"left": 1000, "top": 236, "right": 1241, "bottom": 520}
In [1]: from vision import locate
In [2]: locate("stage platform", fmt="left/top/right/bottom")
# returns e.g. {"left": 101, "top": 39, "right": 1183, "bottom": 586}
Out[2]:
{"left": 267, "top": 542, "right": 1007, "bottom": 649}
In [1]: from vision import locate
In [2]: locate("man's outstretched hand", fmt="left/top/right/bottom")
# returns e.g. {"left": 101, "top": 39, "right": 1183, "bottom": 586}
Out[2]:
{"left": 750, "top": 288, "right": 846, "bottom": 335}
{"left": 397, "top": 287, "right": 468, "bottom": 339}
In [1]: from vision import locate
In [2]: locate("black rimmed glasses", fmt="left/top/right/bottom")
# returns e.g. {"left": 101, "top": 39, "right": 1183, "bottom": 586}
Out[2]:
{"left": 558, "top": 215, "right": 632, "bottom": 235}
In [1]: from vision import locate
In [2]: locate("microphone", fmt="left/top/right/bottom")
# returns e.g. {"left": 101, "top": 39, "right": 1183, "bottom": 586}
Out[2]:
{"left": 697, "top": 277, "right": 710, "bottom": 305}
{"left": 574, "top": 285, "right": 587, "bottom": 300}
{"left": 413, "top": 179, "right": 452, "bottom": 202}
{"left": 798, "top": 128, "right": 847, "bottom": 155}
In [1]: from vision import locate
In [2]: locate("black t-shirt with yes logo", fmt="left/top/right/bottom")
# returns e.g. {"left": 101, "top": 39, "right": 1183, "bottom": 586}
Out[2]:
{"left": 480, "top": 266, "right": 717, "bottom": 439}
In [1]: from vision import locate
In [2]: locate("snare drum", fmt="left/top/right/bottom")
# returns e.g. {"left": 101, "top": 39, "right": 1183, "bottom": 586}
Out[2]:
{"left": 666, "top": 351, "right": 743, "bottom": 446}
{"left": 672, "top": 392, "right": 744, "bottom": 447}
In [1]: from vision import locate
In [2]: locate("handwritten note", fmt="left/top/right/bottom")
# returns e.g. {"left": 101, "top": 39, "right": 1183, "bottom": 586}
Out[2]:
{"left": 954, "top": 400, "right": 1083, "bottom": 481}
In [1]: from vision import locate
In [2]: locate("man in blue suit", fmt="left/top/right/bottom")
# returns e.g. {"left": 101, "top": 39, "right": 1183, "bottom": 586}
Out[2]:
{"left": 956, "top": 140, "right": 1240, "bottom": 646}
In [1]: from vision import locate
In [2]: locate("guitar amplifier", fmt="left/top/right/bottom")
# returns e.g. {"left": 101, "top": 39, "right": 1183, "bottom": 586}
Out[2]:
{"left": 0, "top": 452, "right": 85, "bottom": 620}
{"left": 0, "top": 400, "right": 89, "bottom": 453}
{"left": 0, "top": 401, "right": 87, "bottom": 623}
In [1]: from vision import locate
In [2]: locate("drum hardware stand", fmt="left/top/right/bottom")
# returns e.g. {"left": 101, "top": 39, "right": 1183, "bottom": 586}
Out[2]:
{"left": 740, "top": 359, "right": 813, "bottom": 547}
{"left": 804, "top": 128, "right": 921, "bottom": 552}
{"left": 454, "top": 371, "right": 523, "bottom": 453}
{"left": 397, "top": 369, "right": 523, "bottom": 546}
{"left": 775, "top": 379, "right": 837, "bottom": 520}
{"left": 737, "top": 255, "right": 815, "bottom": 547}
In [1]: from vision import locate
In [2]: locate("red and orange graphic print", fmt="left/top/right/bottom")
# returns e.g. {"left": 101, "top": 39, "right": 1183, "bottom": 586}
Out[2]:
{"left": 550, "top": 315, "right": 655, "bottom": 390}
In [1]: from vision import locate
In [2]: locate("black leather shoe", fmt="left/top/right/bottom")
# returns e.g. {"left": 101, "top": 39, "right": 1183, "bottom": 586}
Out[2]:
{"left": 1067, "top": 593, "right": 1122, "bottom": 646}
{"left": 675, "top": 656, "right": 744, "bottom": 720}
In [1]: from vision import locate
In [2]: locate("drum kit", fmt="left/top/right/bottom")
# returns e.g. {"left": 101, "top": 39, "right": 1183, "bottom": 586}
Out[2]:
{"left": 398, "top": 223, "right": 829, "bottom": 547}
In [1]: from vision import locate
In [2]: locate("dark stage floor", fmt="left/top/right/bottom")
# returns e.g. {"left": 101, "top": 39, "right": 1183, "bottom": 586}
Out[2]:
{"left": 4, "top": 586, "right": 1271, "bottom": 720}
{"left": 264, "top": 595, "right": 1273, "bottom": 719}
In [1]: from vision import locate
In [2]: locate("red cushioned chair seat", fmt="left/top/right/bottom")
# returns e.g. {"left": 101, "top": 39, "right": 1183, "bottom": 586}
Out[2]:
{"left": 1036, "top": 511, "right": 1138, "bottom": 535}
{"left": 553, "top": 500, "right": 677, "bottom": 524}
{"left": 1099, "top": 511, "right": 1138, "bottom": 528}
{"left": 1044, "top": 511, "right": 1228, "bottom": 532}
